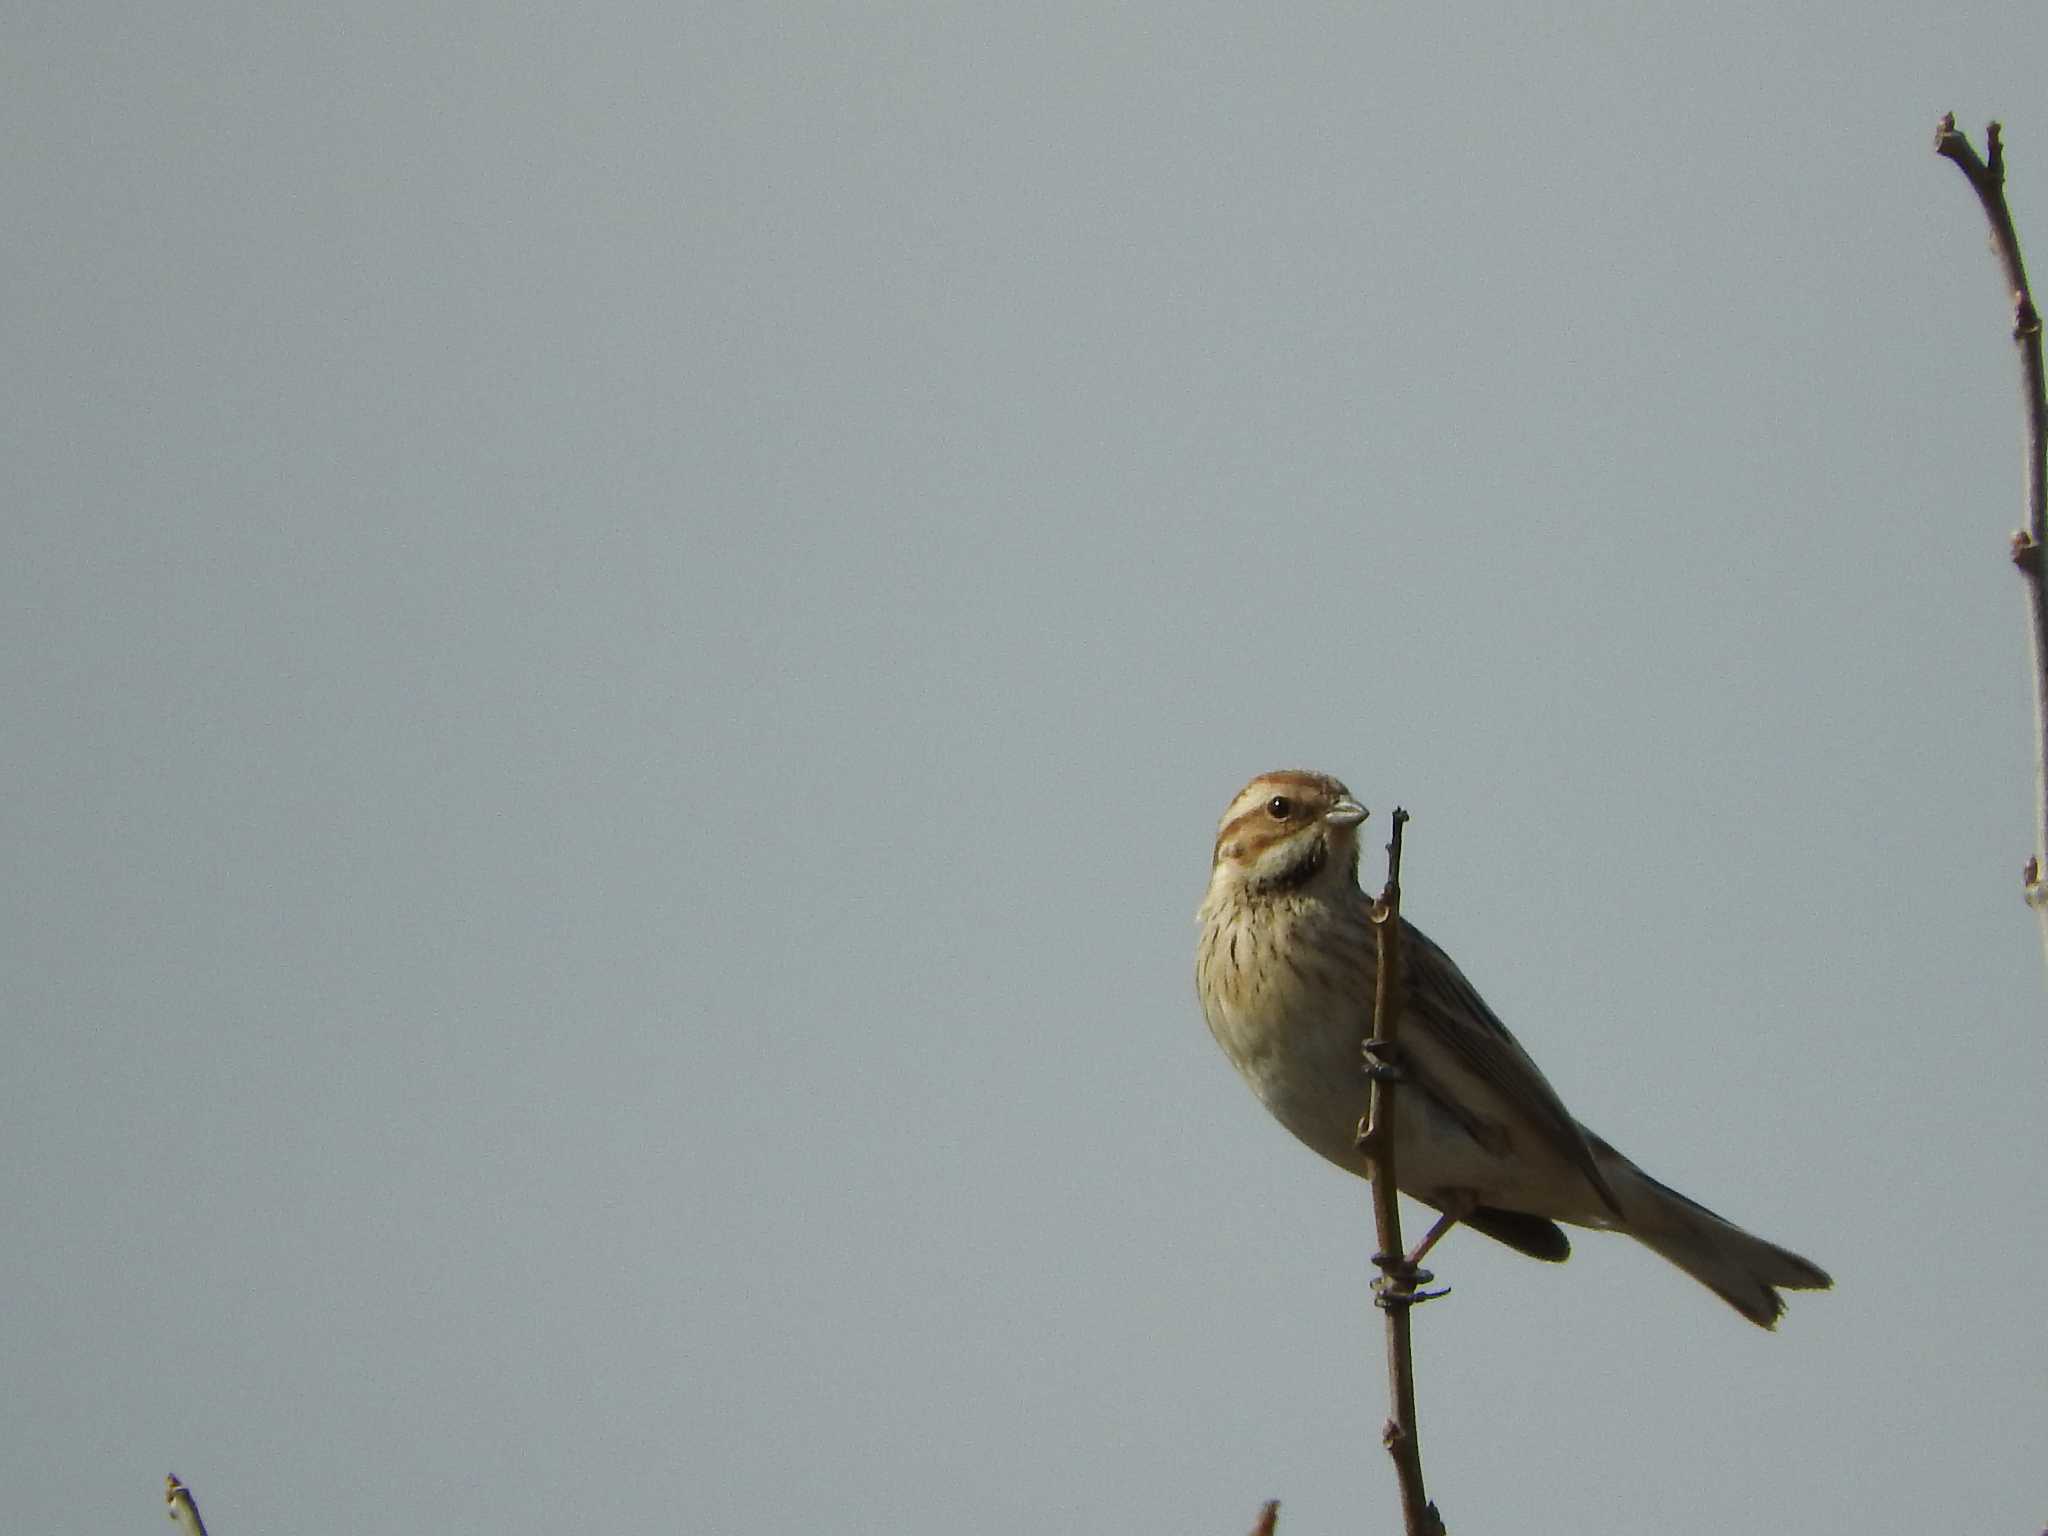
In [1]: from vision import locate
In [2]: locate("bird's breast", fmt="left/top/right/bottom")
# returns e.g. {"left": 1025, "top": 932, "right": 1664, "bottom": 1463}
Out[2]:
{"left": 1197, "top": 898, "right": 1377, "bottom": 1167}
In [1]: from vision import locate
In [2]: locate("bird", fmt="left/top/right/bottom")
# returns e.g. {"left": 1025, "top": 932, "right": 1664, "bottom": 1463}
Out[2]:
{"left": 1195, "top": 769, "right": 1830, "bottom": 1327}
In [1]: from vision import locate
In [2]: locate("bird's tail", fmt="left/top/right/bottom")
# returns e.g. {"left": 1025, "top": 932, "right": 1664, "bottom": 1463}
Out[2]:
{"left": 1610, "top": 1159, "right": 1831, "bottom": 1329}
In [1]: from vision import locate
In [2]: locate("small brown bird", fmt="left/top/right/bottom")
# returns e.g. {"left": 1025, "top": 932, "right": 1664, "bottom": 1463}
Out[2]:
{"left": 1196, "top": 769, "right": 1830, "bottom": 1327}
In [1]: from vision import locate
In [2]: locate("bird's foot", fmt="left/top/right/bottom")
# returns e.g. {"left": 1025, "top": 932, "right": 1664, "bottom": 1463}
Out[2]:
{"left": 1371, "top": 1252, "right": 1433, "bottom": 1288}
{"left": 1362, "top": 1036, "right": 1405, "bottom": 1082}
{"left": 1370, "top": 1249, "right": 1449, "bottom": 1310}
{"left": 1372, "top": 1274, "right": 1450, "bottom": 1312}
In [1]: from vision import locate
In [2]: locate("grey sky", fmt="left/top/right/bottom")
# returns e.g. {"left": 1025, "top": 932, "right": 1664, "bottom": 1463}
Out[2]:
{"left": 6, "top": 4, "right": 2046, "bottom": 1532}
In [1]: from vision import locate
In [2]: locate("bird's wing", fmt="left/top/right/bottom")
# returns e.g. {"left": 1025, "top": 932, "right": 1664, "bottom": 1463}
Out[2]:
{"left": 1400, "top": 919, "right": 1624, "bottom": 1217}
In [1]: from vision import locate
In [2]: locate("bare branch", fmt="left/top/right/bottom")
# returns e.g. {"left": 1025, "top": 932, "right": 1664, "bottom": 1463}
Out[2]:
{"left": 1935, "top": 114, "right": 2048, "bottom": 957}
{"left": 1355, "top": 809, "right": 1446, "bottom": 1536}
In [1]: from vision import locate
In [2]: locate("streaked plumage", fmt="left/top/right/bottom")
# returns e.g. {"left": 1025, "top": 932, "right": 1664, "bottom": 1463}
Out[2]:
{"left": 1196, "top": 770, "right": 1830, "bottom": 1327}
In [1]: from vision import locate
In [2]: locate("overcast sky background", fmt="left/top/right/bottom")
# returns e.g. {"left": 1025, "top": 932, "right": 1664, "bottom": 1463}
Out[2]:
{"left": 7, "top": 4, "right": 2048, "bottom": 1533}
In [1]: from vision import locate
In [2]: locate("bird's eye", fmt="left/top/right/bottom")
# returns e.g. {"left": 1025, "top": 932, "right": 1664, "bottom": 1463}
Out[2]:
{"left": 1266, "top": 796, "right": 1293, "bottom": 820}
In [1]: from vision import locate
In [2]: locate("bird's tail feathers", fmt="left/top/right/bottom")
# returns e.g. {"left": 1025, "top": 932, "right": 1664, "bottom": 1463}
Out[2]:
{"left": 1619, "top": 1165, "right": 1831, "bottom": 1329}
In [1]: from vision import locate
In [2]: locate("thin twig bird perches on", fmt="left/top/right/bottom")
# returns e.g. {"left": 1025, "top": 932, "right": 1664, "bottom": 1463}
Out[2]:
{"left": 1355, "top": 808, "right": 1447, "bottom": 1536}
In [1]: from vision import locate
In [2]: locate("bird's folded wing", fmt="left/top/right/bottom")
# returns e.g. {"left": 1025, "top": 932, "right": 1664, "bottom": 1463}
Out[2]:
{"left": 1401, "top": 920, "right": 1624, "bottom": 1217}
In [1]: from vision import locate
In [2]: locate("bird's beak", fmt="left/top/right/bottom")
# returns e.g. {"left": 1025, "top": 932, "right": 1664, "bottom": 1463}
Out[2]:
{"left": 1324, "top": 797, "right": 1367, "bottom": 828}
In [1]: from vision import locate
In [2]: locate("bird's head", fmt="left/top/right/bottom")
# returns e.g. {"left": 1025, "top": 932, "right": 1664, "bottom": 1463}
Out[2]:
{"left": 1207, "top": 770, "right": 1367, "bottom": 899}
